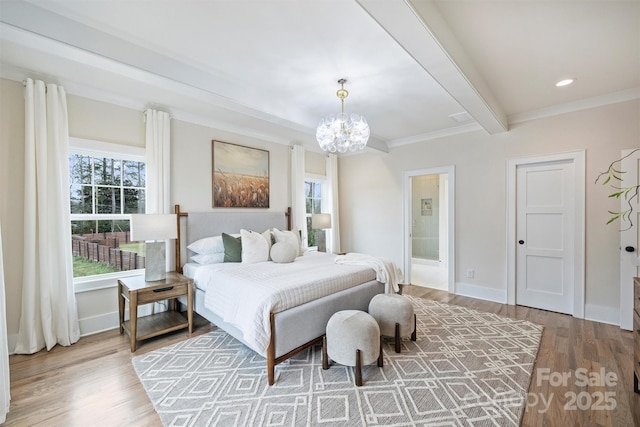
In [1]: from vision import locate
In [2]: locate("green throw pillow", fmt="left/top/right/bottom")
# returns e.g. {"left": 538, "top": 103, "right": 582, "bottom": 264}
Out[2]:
{"left": 222, "top": 232, "right": 242, "bottom": 262}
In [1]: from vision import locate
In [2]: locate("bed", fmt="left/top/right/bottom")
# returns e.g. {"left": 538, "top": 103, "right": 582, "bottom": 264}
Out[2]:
{"left": 173, "top": 204, "right": 386, "bottom": 385}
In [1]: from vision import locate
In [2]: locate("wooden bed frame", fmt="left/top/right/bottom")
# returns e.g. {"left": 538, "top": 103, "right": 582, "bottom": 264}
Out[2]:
{"left": 173, "top": 204, "right": 384, "bottom": 385}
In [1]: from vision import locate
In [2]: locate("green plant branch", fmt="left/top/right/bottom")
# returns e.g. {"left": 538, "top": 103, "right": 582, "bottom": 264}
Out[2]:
{"left": 595, "top": 148, "right": 640, "bottom": 231}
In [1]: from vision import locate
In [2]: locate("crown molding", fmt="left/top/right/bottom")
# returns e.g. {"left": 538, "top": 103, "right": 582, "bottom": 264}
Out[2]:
{"left": 509, "top": 88, "right": 640, "bottom": 124}
{"left": 386, "top": 122, "right": 484, "bottom": 148}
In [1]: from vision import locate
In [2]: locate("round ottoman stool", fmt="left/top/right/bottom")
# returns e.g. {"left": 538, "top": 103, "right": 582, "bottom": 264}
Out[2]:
{"left": 368, "top": 294, "right": 416, "bottom": 353}
{"left": 322, "top": 310, "right": 383, "bottom": 386}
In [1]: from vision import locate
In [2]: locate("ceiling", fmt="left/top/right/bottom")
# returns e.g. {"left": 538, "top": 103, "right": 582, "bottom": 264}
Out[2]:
{"left": 1, "top": 0, "right": 638, "bottom": 153}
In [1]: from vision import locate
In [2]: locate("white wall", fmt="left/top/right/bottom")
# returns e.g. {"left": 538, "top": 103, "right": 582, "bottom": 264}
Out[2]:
{"left": 305, "top": 151, "right": 326, "bottom": 176}
{"left": 171, "top": 119, "right": 290, "bottom": 213}
{"left": 339, "top": 100, "right": 639, "bottom": 321}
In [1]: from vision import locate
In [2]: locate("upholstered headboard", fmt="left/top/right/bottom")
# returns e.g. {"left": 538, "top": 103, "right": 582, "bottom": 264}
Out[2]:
{"left": 174, "top": 204, "right": 291, "bottom": 271}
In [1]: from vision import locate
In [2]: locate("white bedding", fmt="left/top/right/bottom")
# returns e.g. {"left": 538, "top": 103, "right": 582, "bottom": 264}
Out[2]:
{"left": 195, "top": 252, "right": 377, "bottom": 355}
{"left": 182, "top": 262, "right": 204, "bottom": 284}
{"left": 335, "top": 252, "right": 403, "bottom": 293}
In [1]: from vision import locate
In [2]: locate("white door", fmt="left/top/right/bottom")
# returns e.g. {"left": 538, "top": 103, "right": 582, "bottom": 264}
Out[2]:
{"left": 619, "top": 148, "right": 640, "bottom": 330}
{"left": 516, "top": 160, "right": 575, "bottom": 314}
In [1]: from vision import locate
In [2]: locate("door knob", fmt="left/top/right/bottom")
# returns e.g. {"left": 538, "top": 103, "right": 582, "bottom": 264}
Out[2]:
{"left": 625, "top": 246, "right": 636, "bottom": 253}
{"left": 518, "top": 240, "right": 525, "bottom": 245}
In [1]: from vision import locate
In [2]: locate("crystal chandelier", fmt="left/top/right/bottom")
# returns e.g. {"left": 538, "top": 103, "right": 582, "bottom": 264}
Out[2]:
{"left": 316, "top": 79, "right": 370, "bottom": 153}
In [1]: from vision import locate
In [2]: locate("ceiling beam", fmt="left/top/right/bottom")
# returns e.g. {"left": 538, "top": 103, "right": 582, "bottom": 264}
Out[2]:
{"left": 0, "top": 1, "right": 289, "bottom": 125}
{"left": 357, "top": 0, "right": 508, "bottom": 134}
{"left": 1, "top": 0, "right": 390, "bottom": 153}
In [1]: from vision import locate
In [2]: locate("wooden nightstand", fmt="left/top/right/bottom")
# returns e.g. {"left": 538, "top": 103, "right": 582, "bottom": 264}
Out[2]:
{"left": 118, "top": 272, "right": 193, "bottom": 352}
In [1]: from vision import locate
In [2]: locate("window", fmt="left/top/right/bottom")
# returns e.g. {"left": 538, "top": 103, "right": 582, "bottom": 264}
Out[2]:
{"left": 305, "top": 177, "right": 326, "bottom": 248}
{"left": 69, "top": 141, "right": 146, "bottom": 279}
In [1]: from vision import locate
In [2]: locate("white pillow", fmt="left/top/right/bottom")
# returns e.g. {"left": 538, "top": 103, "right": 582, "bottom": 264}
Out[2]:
{"left": 191, "top": 252, "right": 225, "bottom": 265}
{"left": 262, "top": 229, "right": 273, "bottom": 260}
{"left": 273, "top": 228, "right": 303, "bottom": 256}
{"left": 240, "top": 229, "right": 269, "bottom": 264}
{"left": 270, "top": 241, "right": 297, "bottom": 263}
{"left": 188, "top": 234, "right": 240, "bottom": 255}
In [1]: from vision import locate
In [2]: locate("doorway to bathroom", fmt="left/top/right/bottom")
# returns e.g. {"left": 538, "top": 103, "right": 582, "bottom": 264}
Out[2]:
{"left": 404, "top": 166, "right": 455, "bottom": 292}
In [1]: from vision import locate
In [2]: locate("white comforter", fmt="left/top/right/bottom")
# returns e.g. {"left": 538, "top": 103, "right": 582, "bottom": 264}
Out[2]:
{"left": 196, "top": 252, "right": 377, "bottom": 355}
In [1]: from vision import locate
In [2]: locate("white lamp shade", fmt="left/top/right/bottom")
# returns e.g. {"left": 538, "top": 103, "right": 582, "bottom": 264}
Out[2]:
{"left": 130, "top": 214, "right": 177, "bottom": 241}
{"left": 311, "top": 213, "right": 332, "bottom": 230}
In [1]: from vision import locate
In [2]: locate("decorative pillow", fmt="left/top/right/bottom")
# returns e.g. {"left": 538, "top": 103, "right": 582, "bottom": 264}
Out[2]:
{"left": 240, "top": 229, "right": 269, "bottom": 264}
{"left": 262, "top": 229, "right": 273, "bottom": 260}
{"left": 188, "top": 234, "right": 239, "bottom": 255}
{"left": 270, "top": 241, "right": 297, "bottom": 263}
{"left": 191, "top": 252, "right": 225, "bottom": 265}
{"left": 222, "top": 232, "right": 242, "bottom": 262}
{"left": 273, "top": 228, "right": 303, "bottom": 256}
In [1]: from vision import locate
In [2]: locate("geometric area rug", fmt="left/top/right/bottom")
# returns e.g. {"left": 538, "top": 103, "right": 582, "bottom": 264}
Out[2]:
{"left": 132, "top": 295, "right": 543, "bottom": 427}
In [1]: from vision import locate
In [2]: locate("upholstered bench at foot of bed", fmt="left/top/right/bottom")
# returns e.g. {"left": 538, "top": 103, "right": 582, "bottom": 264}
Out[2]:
{"left": 322, "top": 310, "right": 383, "bottom": 387}
{"left": 368, "top": 293, "right": 416, "bottom": 353}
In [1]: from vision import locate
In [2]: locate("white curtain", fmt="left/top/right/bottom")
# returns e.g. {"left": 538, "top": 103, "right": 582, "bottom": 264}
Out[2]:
{"left": 1, "top": 221, "right": 10, "bottom": 423}
{"left": 291, "top": 145, "right": 307, "bottom": 248}
{"left": 15, "top": 79, "right": 80, "bottom": 354}
{"left": 326, "top": 154, "right": 341, "bottom": 253}
{"left": 144, "top": 109, "right": 172, "bottom": 270}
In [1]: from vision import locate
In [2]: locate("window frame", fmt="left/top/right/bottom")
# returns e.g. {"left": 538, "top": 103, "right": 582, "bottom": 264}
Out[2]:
{"left": 69, "top": 137, "right": 146, "bottom": 292}
{"left": 304, "top": 173, "right": 328, "bottom": 251}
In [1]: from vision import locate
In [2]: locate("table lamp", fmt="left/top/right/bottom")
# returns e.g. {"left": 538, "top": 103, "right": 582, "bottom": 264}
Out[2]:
{"left": 130, "top": 214, "right": 177, "bottom": 281}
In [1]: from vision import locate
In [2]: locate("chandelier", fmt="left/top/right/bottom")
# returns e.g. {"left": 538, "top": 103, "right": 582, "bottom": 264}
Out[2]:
{"left": 316, "top": 79, "right": 370, "bottom": 153}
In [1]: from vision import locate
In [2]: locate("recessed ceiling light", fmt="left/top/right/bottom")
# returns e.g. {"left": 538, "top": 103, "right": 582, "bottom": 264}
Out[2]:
{"left": 555, "top": 78, "right": 575, "bottom": 87}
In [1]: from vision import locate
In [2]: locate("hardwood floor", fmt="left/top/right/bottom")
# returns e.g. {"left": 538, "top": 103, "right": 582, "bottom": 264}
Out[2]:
{"left": 404, "top": 286, "right": 640, "bottom": 427}
{"left": 4, "top": 286, "right": 639, "bottom": 426}
{"left": 5, "top": 314, "right": 216, "bottom": 427}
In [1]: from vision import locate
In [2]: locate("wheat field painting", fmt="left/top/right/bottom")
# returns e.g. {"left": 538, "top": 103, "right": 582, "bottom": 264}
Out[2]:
{"left": 212, "top": 140, "right": 269, "bottom": 208}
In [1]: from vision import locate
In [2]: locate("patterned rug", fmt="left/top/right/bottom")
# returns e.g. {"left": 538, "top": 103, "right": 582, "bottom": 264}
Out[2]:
{"left": 132, "top": 296, "right": 543, "bottom": 426}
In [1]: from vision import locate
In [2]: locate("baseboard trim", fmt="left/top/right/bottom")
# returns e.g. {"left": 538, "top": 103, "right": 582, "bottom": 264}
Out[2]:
{"left": 584, "top": 303, "right": 621, "bottom": 328}
{"left": 78, "top": 311, "right": 119, "bottom": 337}
{"left": 455, "top": 282, "right": 507, "bottom": 304}
{"left": 8, "top": 305, "right": 158, "bottom": 355}
{"left": 454, "top": 284, "right": 621, "bottom": 328}
{"left": 78, "top": 304, "right": 156, "bottom": 337}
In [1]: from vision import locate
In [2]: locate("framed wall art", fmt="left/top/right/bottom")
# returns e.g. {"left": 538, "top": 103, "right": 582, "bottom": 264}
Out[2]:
{"left": 421, "top": 198, "right": 433, "bottom": 216}
{"left": 211, "top": 140, "right": 269, "bottom": 208}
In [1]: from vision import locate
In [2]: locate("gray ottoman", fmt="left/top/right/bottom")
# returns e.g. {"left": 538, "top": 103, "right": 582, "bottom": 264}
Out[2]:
{"left": 368, "top": 294, "right": 416, "bottom": 353}
{"left": 322, "top": 310, "right": 383, "bottom": 386}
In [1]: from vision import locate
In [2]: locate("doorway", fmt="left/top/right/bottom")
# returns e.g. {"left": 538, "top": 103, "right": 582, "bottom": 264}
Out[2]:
{"left": 404, "top": 166, "right": 455, "bottom": 292}
{"left": 507, "top": 151, "right": 585, "bottom": 318}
